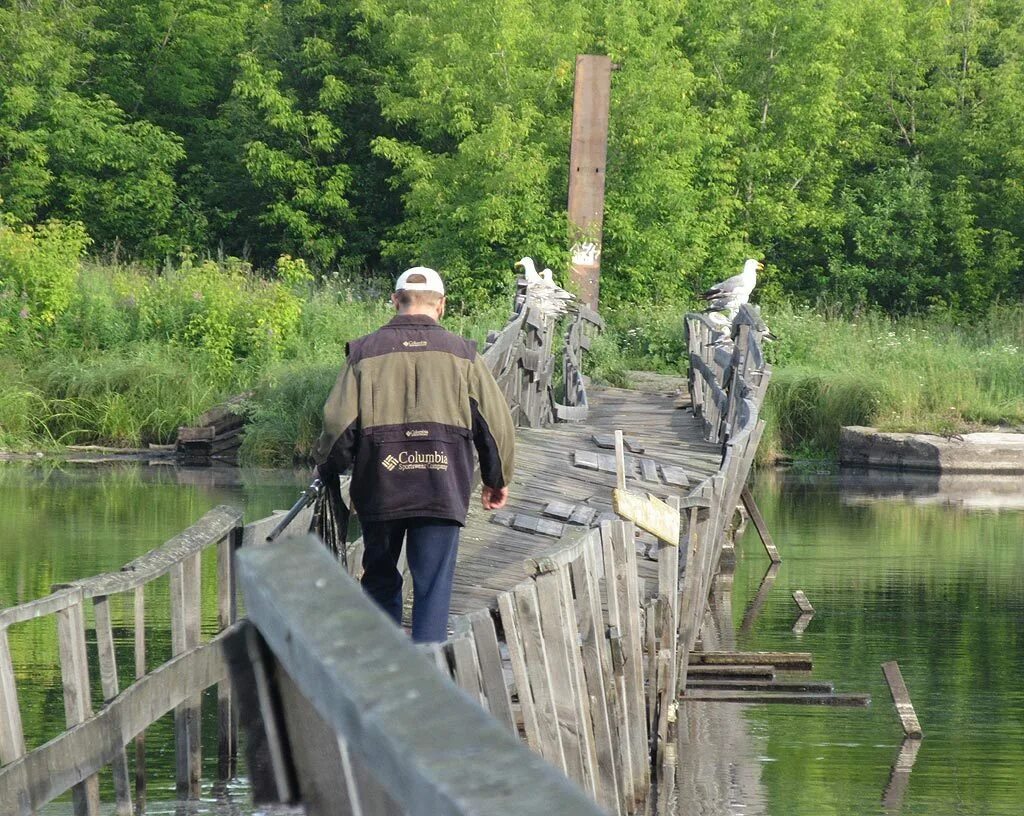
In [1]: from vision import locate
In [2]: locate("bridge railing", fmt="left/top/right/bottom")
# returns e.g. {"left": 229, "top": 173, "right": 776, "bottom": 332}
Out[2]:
{"left": 230, "top": 533, "right": 605, "bottom": 816}
{"left": 0, "top": 502, "right": 319, "bottom": 816}
{"left": 483, "top": 281, "right": 604, "bottom": 428}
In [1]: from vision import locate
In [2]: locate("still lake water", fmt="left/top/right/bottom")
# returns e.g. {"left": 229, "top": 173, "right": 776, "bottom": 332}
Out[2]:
{"left": 1, "top": 462, "right": 1022, "bottom": 814}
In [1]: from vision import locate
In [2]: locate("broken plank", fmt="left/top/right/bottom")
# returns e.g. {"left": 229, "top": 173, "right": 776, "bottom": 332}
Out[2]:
{"left": 881, "top": 661, "right": 922, "bottom": 739}
{"left": 681, "top": 691, "right": 870, "bottom": 706}
{"left": 690, "top": 651, "right": 812, "bottom": 671}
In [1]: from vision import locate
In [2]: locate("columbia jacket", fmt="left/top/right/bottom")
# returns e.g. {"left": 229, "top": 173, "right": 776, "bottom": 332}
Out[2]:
{"left": 313, "top": 314, "right": 515, "bottom": 525}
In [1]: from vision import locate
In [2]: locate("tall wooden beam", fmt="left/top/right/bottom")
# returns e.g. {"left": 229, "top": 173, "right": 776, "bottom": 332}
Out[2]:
{"left": 567, "top": 55, "right": 612, "bottom": 311}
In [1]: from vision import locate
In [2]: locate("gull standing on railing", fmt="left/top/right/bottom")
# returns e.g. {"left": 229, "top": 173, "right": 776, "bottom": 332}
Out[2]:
{"left": 515, "top": 256, "right": 575, "bottom": 319}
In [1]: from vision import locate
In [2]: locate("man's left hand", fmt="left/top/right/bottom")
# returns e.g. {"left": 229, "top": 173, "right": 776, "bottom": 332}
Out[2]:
{"left": 481, "top": 485, "right": 509, "bottom": 510}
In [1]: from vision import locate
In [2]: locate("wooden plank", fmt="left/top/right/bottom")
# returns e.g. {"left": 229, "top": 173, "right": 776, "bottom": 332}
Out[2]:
{"left": 55, "top": 600, "right": 100, "bottom": 816}
{"left": 218, "top": 526, "right": 242, "bottom": 779}
{"left": 600, "top": 522, "right": 637, "bottom": 810}
{"left": 133, "top": 586, "right": 146, "bottom": 811}
{"left": 681, "top": 691, "right": 870, "bottom": 706}
{"left": 659, "top": 466, "right": 689, "bottom": 487}
{"left": 792, "top": 590, "right": 814, "bottom": 614}
{"left": 467, "top": 610, "right": 515, "bottom": 734}
{"left": 685, "top": 664, "right": 774, "bottom": 679}
{"left": 496, "top": 592, "right": 541, "bottom": 749}
{"left": 543, "top": 500, "right": 575, "bottom": 520}
{"left": 235, "top": 538, "right": 604, "bottom": 816}
{"left": 567, "top": 54, "right": 611, "bottom": 309}
{"left": 686, "top": 679, "right": 834, "bottom": 693}
{"left": 690, "top": 651, "right": 812, "bottom": 671}
{"left": 882, "top": 661, "right": 923, "bottom": 738}
{"left": 741, "top": 486, "right": 781, "bottom": 563}
{"left": 449, "top": 634, "right": 485, "bottom": 707}
{"left": 569, "top": 547, "right": 622, "bottom": 815}
{"left": 93, "top": 595, "right": 133, "bottom": 815}
{"left": 512, "top": 582, "right": 567, "bottom": 772}
{"left": 0, "top": 627, "right": 26, "bottom": 765}
{"left": 639, "top": 458, "right": 659, "bottom": 482}
{"left": 170, "top": 554, "right": 203, "bottom": 799}
{"left": 738, "top": 562, "right": 780, "bottom": 635}
{"left": 0, "top": 630, "right": 231, "bottom": 816}
{"left": 792, "top": 613, "right": 815, "bottom": 635}
{"left": 592, "top": 434, "right": 644, "bottom": 453}
{"left": 613, "top": 489, "right": 680, "bottom": 545}
{"left": 610, "top": 521, "right": 649, "bottom": 802}
{"left": 568, "top": 505, "right": 597, "bottom": 527}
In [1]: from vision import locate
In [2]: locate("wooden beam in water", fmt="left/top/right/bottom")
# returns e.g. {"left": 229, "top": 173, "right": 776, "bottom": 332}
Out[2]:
{"left": 882, "top": 736, "right": 922, "bottom": 810}
{"left": 740, "top": 486, "right": 781, "bottom": 563}
{"left": 881, "top": 661, "right": 923, "bottom": 739}
{"left": 685, "top": 679, "right": 834, "bottom": 693}
{"left": 681, "top": 690, "right": 870, "bottom": 706}
{"left": 792, "top": 590, "right": 814, "bottom": 614}
{"left": 685, "top": 664, "right": 775, "bottom": 680}
{"left": 690, "top": 651, "right": 813, "bottom": 671}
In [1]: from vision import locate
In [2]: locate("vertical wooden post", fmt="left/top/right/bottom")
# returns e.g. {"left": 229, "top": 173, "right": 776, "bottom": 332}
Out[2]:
{"left": 468, "top": 610, "right": 516, "bottom": 733}
{"left": 133, "top": 586, "right": 147, "bottom": 811}
{"left": 56, "top": 597, "right": 101, "bottom": 816}
{"left": 170, "top": 553, "right": 203, "bottom": 799}
{"left": 496, "top": 592, "right": 542, "bottom": 749}
{"left": 218, "top": 528, "right": 242, "bottom": 779}
{"left": 0, "top": 626, "right": 26, "bottom": 766}
{"left": 568, "top": 54, "right": 612, "bottom": 311}
{"left": 511, "top": 582, "right": 567, "bottom": 772}
{"left": 94, "top": 595, "right": 134, "bottom": 815}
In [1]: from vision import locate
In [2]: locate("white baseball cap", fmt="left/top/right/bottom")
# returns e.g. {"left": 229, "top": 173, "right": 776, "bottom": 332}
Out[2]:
{"left": 395, "top": 266, "right": 445, "bottom": 295}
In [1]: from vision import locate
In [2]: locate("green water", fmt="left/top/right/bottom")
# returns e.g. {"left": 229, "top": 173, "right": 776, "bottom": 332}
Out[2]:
{"left": 0, "top": 462, "right": 307, "bottom": 814}
{"left": 3, "top": 463, "right": 1023, "bottom": 814}
{"left": 705, "top": 468, "right": 1024, "bottom": 816}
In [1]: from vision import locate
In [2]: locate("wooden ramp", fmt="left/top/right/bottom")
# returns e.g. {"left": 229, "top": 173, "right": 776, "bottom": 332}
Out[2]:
{"left": 451, "top": 384, "right": 721, "bottom": 617}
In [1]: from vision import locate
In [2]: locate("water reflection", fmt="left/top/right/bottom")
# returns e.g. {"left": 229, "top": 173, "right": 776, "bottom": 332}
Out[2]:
{"left": 0, "top": 462, "right": 306, "bottom": 813}
{"left": 714, "top": 468, "right": 1024, "bottom": 816}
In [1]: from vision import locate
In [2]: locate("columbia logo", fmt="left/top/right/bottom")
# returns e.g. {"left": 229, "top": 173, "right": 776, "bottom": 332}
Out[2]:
{"left": 381, "top": 455, "right": 400, "bottom": 471}
{"left": 402, "top": 340, "right": 428, "bottom": 347}
{"left": 406, "top": 429, "right": 428, "bottom": 437}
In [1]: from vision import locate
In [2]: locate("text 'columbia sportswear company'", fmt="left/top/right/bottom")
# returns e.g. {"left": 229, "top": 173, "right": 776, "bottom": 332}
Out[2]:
{"left": 381, "top": 451, "right": 450, "bottom": 472}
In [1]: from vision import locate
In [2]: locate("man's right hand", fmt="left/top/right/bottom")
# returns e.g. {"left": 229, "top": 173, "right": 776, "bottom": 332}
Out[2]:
{"left": 481, "top": 485, "right": 509, "bottom": 510}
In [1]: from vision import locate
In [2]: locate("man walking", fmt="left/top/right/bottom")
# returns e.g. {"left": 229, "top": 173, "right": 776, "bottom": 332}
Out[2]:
{"left": 313, "top": 267, "right": 515, "bottom": 642}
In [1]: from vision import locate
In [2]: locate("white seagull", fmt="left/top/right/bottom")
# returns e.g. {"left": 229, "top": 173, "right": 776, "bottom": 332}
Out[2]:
{"left": 515, "top": 256, "right": 574, "bottom": 318}
{"left": 515, "top": 256, "right": 543, "bottom": 285}
{"left": 701, "top": 258, "right": 763, "bottom": 304}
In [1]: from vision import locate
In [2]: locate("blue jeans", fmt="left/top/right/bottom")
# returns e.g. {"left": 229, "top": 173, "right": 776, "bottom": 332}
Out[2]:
{"left": 360, "top": 518, "right": 460, "bottom": 643}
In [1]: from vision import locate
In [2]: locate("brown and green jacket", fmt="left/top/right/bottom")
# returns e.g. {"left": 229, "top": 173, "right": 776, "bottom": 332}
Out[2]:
{"left": 313, "top": 313, "right": 515, "bottom": 525}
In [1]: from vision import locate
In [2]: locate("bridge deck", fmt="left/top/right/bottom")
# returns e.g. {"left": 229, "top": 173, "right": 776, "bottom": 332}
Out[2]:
{"left": 449, "top": 382, "right": 722, "bottom": 617}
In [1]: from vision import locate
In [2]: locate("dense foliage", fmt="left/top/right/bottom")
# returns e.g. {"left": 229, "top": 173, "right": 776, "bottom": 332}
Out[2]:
{"left": 1, "top": 0, "right": 1022, "bottom": 310}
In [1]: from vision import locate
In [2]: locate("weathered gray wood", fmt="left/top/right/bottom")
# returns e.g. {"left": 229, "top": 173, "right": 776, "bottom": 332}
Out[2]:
{"left": 792, "top": 612, "right": 815, "bottom": 635}
{"left": 792, "top": 590, "right": 814, "bottom": 614}
{"left": 600, "top": 522, "right": 637, "bottom": 811}
{"left": 449, "top": 634, "right": 485, "bottom": 707}
{"left": 686, "top": 678, "right": 834, "bottom": 693}
{"left": 0, "top": 586, "right": 81, "bottom": 629}
{"left": 609, "top": 521, "right": 649, "bottom": 802}
{"left": 93, "top": 595, "right": 133, "bottom": 815}
{"left": 738, "top": 562, "right": 780, "bottom": 635}
{"left": 690, "top": 651, "right": 812, "bottom": 670}
{"left": 55, "top": 600, "right": 100, "bottom": 816}
{"left": 681, "top": 690, "right": 870, "bottom": 706}
{"left": 569, "top": 547, "right": 622, "bottom": 815}
{"left": 882, "top": 661, "right": 923, "bottom": 738}
{"left": 235, "top": 537, "right": 604, "bottom": 816}
{"left": 685, "top": 664, "right": 774, "bottom": 679}
{"left": 0, "top": 629, "right": 230, "bottom": 816}
{"left": 218, "top": 526, "right": 241, "bottom": 779}
{"left": 0, "top": 627, "right": 26, "bottom": 766}
{"left": 132, "top": 586, "right": 146, "bottom": 811}
{"left": 512, "top": 581, "right": 568, "bottom": 773}
{"left": 741, "top": 486, "right": 780, "bottom": 563}
{"left": 496, "top": 591, "right": 542, "bottom": 750}
{"left": 276, "top": 665, "right": 369, "bottom": 816}
{"left": 79, "top": 506, "right": 242, "bottom": 598}
{"left": 467, "top": 610, "right": 515, "bottom": 733}
{"left": 170, "top": 554, "right": 203, "bottom": 799}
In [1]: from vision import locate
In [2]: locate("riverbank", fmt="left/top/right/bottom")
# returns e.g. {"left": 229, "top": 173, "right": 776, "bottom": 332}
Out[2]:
{"left": 3, "top": 253, "right": 1022, "bottom": 464}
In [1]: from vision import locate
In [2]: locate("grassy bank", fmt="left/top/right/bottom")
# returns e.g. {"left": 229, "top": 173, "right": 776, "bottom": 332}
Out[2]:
{"left": 3, "top": 231, "right": 1022, "bottom": 463}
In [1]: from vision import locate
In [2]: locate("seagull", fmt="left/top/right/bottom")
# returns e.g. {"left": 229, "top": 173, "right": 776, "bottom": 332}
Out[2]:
{"left": 514, "top": 256, "right": 574, "bottom": 318}
{"left": 701, "top": 258, "right": 763, "bottom": 304}
{"left": 515, "top": 256, "right": 543, "bottom": 285}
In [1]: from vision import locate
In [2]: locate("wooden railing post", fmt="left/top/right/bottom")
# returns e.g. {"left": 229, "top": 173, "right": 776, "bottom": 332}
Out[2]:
{"left": 218, "top": 526, "right": 242, "bottom": 779}
{"left": 56, "top": 595, "right": 100, "bottom": 816}
{"left": 0, "top": 627, "right": 26, "bottom": 767}
{"left": 132, "top": 586, "right": 147, "bottom": 811}
{"left": 170, "top": 552, "right": 203, "bottom": 799}
{"left": 93, "top": 594, "right": 133, "bottom": 815}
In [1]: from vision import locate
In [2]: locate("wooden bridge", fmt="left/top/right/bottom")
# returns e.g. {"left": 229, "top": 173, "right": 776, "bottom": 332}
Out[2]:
{"left": 0, "top": 285, "right": 773, "bottom": 815}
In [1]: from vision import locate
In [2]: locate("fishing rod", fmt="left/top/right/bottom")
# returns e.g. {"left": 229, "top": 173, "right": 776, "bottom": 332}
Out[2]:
{"left": 266, "top": 479, "right": 324, "bottom": 543}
